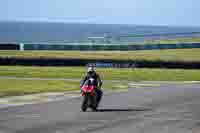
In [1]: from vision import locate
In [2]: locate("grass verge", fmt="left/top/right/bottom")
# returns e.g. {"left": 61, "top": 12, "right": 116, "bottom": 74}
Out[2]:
{"left": 0, "top": 66, "right": 200, "bottom": 97}
{"left": 0, "top": 66, "right": 200, "bottom": 81}
{"left": 0, "top": 48, "right": 200, "bottom": 62}
{"left": 0, "top": 79, "right": 78, "bottom": 97}
{"left": 146, "top": 37, "right": 200, "bottom": 44}
{"left": 0, "top": 79, "right": 127, "bottom": 97}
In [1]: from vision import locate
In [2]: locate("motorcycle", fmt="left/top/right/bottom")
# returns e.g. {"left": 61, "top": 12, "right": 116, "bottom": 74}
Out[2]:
{"left": 81, "top": 78, "right": 98, "bottom": 112}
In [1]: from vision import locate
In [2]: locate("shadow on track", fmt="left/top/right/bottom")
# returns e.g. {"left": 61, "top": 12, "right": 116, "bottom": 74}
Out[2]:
{"left": 97, "top": 108, "right": 151, "bottom": 112}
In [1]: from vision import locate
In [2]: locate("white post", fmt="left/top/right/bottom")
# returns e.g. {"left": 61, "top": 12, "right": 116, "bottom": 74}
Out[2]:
{"left": 19, "top": 43, "right": 24, "bottom": 51}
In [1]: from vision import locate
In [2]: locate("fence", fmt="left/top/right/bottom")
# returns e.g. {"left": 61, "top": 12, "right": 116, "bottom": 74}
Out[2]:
{"left": 0, "top": 43, "right": 19, "bottom": 50}
{"left": 1, "top": 42, "right": 200, "bottom": 51}
{"left": 22, "top": 43, "right": 200, "bottom": 51}
{"left": 1, "top": 57, "right": 200, "bottom": 69}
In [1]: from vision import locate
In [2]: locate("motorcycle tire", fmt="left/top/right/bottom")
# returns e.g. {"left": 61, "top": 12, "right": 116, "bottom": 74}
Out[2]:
{"left": 81, "top": 94, "right": 88, "bottom": 112}
{"left": 89, "top": 95, "right": 97, "bottom": 112}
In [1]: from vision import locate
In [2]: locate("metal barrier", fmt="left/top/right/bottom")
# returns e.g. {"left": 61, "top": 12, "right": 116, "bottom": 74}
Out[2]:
{"left": 21, "top": 43, "right": 200, "bottom": 51}
{"left": 0, "top": 43, "right": 19, "bottom": 50}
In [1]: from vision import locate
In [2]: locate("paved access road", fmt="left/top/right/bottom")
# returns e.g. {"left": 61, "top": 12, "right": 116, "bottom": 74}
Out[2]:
{"left": 0, "top": 83, "right": 200, "bottom": 133}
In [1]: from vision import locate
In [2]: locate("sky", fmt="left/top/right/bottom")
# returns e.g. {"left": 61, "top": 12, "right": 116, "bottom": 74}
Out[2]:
{"left": 0, "top": 0, "right": 200, "bottom": 26}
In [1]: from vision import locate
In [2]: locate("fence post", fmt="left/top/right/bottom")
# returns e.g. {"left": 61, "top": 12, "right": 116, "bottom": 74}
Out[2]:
{"left": 19, "top": 43, "right": 24, "bottom": 51}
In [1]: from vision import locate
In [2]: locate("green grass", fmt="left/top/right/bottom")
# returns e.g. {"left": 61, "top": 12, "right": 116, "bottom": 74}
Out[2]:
{"left": 145, "top": 37, "right": 200, "bottom": 44}
{"left": 1, "top": 48, "right": 200, "bottom": 62}
{"left": 0, "top": 79, "right": 79, "bottom": 97}
{"left": 1, "top": 66, "right": 200, "bottom": 97}
{"left": 0, "top": 78, "right": 126, "bottom": 97}
{"left": 1, "top": 66, "right": 200, "bottom": 81}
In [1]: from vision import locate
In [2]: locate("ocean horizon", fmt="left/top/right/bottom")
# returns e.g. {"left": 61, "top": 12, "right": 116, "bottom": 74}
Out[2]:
{"left": 0, "top": 21, "right": 200, "bottom": 43}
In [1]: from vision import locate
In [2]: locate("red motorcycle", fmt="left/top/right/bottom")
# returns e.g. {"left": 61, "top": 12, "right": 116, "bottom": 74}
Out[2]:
{"left": 81, "top": 78, "right": 97, "bottom": 112}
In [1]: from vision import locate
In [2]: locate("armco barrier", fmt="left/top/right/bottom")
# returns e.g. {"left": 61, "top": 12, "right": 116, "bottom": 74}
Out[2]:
{"left": 1, "top": 57, "right": 200, "bottom": 69}
{"left": 22, "top": 43, "right": 200, "bottom": 51}
{"left": 0, "top": 43, "right": 19, "bottom": 50}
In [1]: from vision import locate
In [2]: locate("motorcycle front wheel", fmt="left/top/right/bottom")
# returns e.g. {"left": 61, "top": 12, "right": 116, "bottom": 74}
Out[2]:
{"left": 89, "top": 95, "right": 97, "bottom": 112}
{"left": 81, "top": 94, "right": 88, "bottom": 112}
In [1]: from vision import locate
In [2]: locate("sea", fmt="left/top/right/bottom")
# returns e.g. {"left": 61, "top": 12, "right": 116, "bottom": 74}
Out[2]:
{"left": 0, "top": 21, "right": 200, "bottom": 43}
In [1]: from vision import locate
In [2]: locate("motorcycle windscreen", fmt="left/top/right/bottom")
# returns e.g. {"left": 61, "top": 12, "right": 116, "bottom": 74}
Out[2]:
{"left": 81, "top": 85, "right": 95, "bottom": 93}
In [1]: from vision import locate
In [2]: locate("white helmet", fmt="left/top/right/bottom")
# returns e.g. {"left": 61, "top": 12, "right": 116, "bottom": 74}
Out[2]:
{"left": 87, "top": 66, "right": 95, "bottom": 72}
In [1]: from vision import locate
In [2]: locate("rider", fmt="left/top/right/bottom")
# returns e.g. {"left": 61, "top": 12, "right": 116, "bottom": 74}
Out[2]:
{"left": 80, "top": 66, "right": 103, "bottom": 104}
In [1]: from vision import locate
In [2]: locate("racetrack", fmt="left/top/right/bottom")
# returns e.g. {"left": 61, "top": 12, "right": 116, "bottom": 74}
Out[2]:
{"left": 0, "top": 83, "right": 200, "bottom": 133}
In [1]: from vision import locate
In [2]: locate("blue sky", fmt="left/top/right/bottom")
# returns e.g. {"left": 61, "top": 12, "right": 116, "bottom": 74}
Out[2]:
{"left": 0, "top": 0, "right": 199, "bottom": 26}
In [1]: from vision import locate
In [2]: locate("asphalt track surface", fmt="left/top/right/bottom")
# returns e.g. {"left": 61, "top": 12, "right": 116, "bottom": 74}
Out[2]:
{"left": 0, "top": 83, "right": 200, "bottom": 133}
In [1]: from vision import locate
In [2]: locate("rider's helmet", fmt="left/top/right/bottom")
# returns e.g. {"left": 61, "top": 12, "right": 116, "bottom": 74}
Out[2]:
{"left": 87, "top": 66, "right": 95, "bottom": 72}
